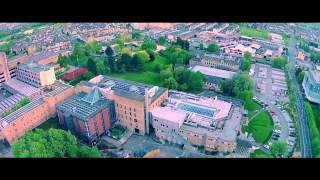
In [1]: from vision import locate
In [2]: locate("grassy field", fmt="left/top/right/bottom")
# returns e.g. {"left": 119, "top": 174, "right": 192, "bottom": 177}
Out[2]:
{"left": 240, "top": 26, "right": 269, "bottom": 40}
{"left": 110, "top": 71, "right": 163, "bottom": 86}
{"left": 143, "top": 54, "right": 169, "bottom": 71}
{"left": 37, "top": 117, "right": 60, "bottom": 131}
{"left": 244, "top": 111, "right": 274, "bottom": 144}
{"left": 246, "top": 99, "right": 263, "bottom": 118}
{"left": 243, "top": 99, "right": 273, "bottom": 144}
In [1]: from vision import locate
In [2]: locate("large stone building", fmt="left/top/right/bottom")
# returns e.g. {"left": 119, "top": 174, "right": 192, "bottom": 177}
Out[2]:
{"left": 75, "top": 75, "right": 168, "bottom": 135}
{"left": 151, "top": 90, "right": 244, "bottom": 153}
{"left": 57, "top": 87, "right": 115, "bottom": 146}
{"left": 303, "top": 69, "right": 320, "bottom": 104}
{"left": 189, "top": 52, "right": 242, "bottom": 72}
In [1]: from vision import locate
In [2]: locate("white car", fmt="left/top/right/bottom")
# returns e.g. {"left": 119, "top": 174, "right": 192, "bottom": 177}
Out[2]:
{"left": 263, "top": 145, "right": 270, "bottom": 149}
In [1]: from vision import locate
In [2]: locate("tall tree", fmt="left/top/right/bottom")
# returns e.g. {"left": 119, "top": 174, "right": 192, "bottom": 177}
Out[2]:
{"left": 157, "top": 36, "right": 166, "bottom": 45}
{"left": 105, "top": 46, "right": 114, "bottom": 56}
{"left": 115, "top": 35, "right": 125, "bottom": 50}
{"left": 96, "top": 61, "right": 110, "bottom": 75}
{"left": 87, "top": 58, "right": 97, "bottom": 75}
{"left": 270, "top": 141, "right": 288, "bottom": 158}
{"left": 207, "top": 43, "right": 220, "bottom": 53}
{"left": 140, "top": 36, "right": 156, "bottom": 51}
{"left": 243, "top": 51, "right": 252, "bottom": 71}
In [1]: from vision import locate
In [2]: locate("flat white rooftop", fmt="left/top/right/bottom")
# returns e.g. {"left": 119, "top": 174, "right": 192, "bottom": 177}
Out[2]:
{"left": 151, "top": 107, "right": 186, "bottom": 127}
{"left": 191, "top": 65, "right": 236, "bottom": 79}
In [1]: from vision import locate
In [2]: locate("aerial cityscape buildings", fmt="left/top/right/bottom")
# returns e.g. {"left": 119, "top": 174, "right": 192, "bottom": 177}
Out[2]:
{"left": 0, "top": 23, "right": 319, "bottom": 158}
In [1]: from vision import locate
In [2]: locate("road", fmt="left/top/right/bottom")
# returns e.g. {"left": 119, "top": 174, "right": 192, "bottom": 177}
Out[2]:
{"left": 287, "top": 36, "right": 313, "bottom": 158}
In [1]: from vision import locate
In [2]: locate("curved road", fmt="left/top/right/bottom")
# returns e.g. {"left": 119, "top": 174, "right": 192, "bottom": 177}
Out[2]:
{"left": 287, "top": 36, "right": 312, "bottom": 158}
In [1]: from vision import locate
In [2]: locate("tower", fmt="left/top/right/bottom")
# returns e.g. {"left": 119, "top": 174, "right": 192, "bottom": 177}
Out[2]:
{"left": 0, "top": 52, "right": 10, "bottom": 86}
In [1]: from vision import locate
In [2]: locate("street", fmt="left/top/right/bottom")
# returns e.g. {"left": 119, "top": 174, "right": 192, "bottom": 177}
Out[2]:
{"left": 287, "top": 36, "right": 313, "bottom": 158}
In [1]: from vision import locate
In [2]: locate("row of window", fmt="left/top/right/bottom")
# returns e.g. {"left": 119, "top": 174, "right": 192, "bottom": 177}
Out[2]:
{"left": 116, "top": 103, "right": 137, "bottom": 112}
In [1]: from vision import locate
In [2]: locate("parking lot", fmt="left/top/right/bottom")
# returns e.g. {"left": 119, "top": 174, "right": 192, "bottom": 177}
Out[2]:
{"left": 251, "top": 63, "right": 295, "bottom": 155}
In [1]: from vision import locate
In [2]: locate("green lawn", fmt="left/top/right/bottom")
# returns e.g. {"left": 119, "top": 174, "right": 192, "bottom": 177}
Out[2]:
{"left": 143, "top": 54, "right": 169, "bottom": 72}
{"left": 110, "top": 71, "right": 163, "bottom": 86}
{"left": 244, "top": 111, "right": 274, "bottom": 144}
{"left": 250, "top": 149, "right": 272, "bottom": 158}
{"left": 240, "top": 26, "right": 269, "bottom": 40}
{"left": 37, "top": 117, "right": 60, "bottom": 131}
{"left": 245, "top": 99, "right": 263, "bottom": 118}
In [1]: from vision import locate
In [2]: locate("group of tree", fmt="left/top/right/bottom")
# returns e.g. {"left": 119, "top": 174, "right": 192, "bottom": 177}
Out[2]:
{"left": 140, "top": 36, "right": 157, "bottom": 52}
{"left": 296, "top": 67, "right": 305, "bottom": 84}
{"left": 57, "top": 41, "right": 103, "bottom": 68}
{"left": 270, "top": 141, "right": 288, "bottom": 158}
{"left": 12, "top": 128, "right": 101, "bottom": 158}
{"left": 160, "top": 45, "right": 192, "bottom": 67}
{"left": 310, "top": 51, "right": 320, "bottom": 63}
{"left": 175, "top": 37, "right": 189, "bottom": 51}
{"left": 272, "top": 57, "right": 288, "bottom": 69}
{"left": 132, "top": 30, "right": 141, "bottom": 40}
{"left": 242, "top": 51, "right": 252, "bottom": 72}
{"left": 299, "top": 41, "right": 310, "bottom": 52}
{"left": 160, "top": 65, "right": 203, "bottom": 92}
{"left": 157, "top": 36, "right": 166, "bottom": 45}
{"left": 207, "top": 43, "right": 220, "bottom": 53}
{"left": 221, "top": 72, "right": 253, "bottom": 102}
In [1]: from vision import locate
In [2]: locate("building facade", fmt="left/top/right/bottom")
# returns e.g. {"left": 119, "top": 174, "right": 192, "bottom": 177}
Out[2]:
{"left": 57, "top": 87, "right": 114, "bottom": 146}
{"left": 0, "top": 81, "right": 75, "bottom": 145}
{"left": 151, "top": 90, "right": 243, "bottom": 153}
{"left": 303, "top": 69, "right": 320, "bottom": 104}
{"left": 75, "top": 75, "right": 169, "bottom": 136}
{"left": 16, "top": 63, "right": 56, "bottom": 88}
{"left": 189, "top": 53, "right": 242, "bottom": 72}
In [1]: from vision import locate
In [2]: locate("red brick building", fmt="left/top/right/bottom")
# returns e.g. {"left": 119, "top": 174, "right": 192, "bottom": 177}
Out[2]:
{"left": 57, "top": 87, "right": 115, "bottom": 146}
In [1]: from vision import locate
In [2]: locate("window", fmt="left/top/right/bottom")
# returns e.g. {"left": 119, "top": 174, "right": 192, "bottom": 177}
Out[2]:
{"left": 134, "top": 119, "right": 138, "bottom": 123}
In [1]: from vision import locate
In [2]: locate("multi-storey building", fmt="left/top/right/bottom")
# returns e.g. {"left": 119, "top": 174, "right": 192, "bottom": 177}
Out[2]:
{"left": 0, "top": 51, "right": 59, "bottom": 87}
{"left": 189, "top": 52, "right": 243, "bottom": 72}
{"left": 57, "top": 87, "right": 115, "bottom": 146}
{"left": 75, "top": 75, "right": 168, "bottom": 135}
{"left": 303, "top": 69, "right": 320, "bottom": 104}
{"left": 151, "top": 90, "right": 243, "bottom": 153}
{"left": 15, "top": 63, "right": 56, "bottom": 88}
{"left": 0, "top": 80, "right": 75, "bottom": 145}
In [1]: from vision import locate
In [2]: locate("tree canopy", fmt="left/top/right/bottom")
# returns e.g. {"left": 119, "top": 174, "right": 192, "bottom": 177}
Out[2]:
{"left": 270, "top": 141, "right": 288, "bottom": 158}
{"left": 140, "top": 36, "right": 156, "bottom": 51}
{"left": 221, "top": 73, "right": 253, "bottom": 97}
{"left": 12, "top": 128, "right": 101, "bottom": 158}
{"left": 272, "top": 57, "right": 288, "bottom": 69}
{"left": 242, "top": 51, "right": 252, "bottom": 71}
{"left": 157, "top": 36, "right": 166, "bottom": 45}
{"left": 105, "top": 46, "right": 114, "bottom": 56}
{"left": 176, "top": 37, "right": 189, "bottom": 51}
{"left": 207, "top": 43, "right": 220, "bottom": 53}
